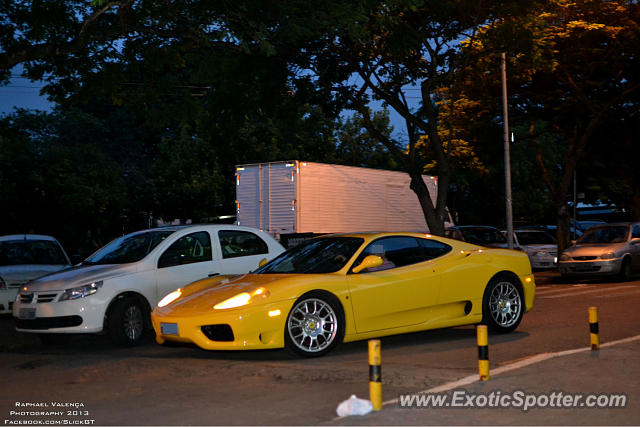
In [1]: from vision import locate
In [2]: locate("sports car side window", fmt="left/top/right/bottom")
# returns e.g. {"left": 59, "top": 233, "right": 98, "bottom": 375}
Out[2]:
{"left": 353, "top": 237, "right": 420, "bottom": 273}
{"left": 218, "top": 230, "right": 268, "bottom": 259}
{"left": 417, "top": 238, "right": 452, "bottom": 259}
{"left": 158, "top": 231, "right": 213, "bottom": 268}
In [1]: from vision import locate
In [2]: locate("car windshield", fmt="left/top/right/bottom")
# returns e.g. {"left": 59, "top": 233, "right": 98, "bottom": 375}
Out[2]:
{"left": 460, "top": 228, "right": 507, "bottom": 245}
{"left": 515, "top": 231, "right": 556, "bottom": 245}
{"left": 578, "top": 226, "right": 629, "bottom": 244}
{"left": 0, "top": 240, "right": 68, "bottom": 266}
{"left": 255, "top": 237, "right": 364, "bottom": 274}
{"left": 84, "top": 230, "right": 176, "bottom": 265}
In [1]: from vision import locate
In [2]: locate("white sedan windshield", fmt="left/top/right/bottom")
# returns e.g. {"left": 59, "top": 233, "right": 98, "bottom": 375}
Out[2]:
{"left": 84, "top": 230, "right": 176, "bottom": 265}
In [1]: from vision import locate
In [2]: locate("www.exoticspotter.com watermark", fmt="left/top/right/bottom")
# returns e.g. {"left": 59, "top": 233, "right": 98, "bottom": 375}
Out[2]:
{"left": 398, "top": 390, "right": 627, "bottom": 412}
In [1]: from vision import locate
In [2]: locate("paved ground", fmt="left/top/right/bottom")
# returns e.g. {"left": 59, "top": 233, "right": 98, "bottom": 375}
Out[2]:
{"left": 1, "top": 270, "right": 639, "bottom": 426}
{"left": 329, "top": 337, "right": 640, "bottom": 425}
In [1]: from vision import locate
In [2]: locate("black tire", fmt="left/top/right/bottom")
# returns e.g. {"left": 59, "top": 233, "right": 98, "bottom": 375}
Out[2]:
{"left": 107, "top": 296, "right": 147, "bottom": 347}
{"left": 619, "top": 257, "right": 632, "bottom": 281}
{"left": 482, "top": 274, "right": 524, "bottom": 333}
{"left": 284, "top": 291, "right": 344, "bottom": 357}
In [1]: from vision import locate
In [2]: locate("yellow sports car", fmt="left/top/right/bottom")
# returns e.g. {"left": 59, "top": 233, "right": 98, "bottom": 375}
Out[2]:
{"left": 152, "top": 232, "right": 535, "bottom": 357}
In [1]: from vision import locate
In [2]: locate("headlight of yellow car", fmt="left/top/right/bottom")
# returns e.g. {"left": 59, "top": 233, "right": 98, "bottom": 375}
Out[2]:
{"left": 158, "top": 288, "right": 182, "bottom": 308}
{"left": 214, "top": 287, "right": 269, "bottom": 310}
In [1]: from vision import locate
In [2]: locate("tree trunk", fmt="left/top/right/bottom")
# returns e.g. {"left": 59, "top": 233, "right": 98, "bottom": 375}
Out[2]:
{"left": 556, "top": 202, "right": 571, "bottom": 254}
{"left": 408, "top": 168, "right": 445, "bottom": 235}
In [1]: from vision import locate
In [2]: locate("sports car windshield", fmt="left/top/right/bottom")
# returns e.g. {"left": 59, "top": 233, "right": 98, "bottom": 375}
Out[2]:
{"left": 255, "top": 237, "right": 364, "bottom": 274}
{"left": 83, "top": 230, "right": 176, "bottom": 265}
{"left": 578, "top": 226, "right": 629, "bottom": 244}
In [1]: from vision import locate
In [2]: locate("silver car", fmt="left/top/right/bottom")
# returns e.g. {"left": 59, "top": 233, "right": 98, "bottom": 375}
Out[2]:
{"left": 0, "top": 234, "right": 72, "bottom": 314}
{"left": 558, "top": 222, "right": 640, "bottom": 280}
{"left": 511, "top": 229, "right": 557, "bottom": 270}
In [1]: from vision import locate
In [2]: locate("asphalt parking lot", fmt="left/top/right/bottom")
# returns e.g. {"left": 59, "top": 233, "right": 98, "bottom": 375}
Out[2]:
{"left": 1, "top": 271, "right": 639, "bottom": 425}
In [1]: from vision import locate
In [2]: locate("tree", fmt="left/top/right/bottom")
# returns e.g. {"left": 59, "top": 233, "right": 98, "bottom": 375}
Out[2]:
{"left": 460, "top": 0, "right": 640, "bottom": 251}
{"left": 241, "top": 0, "right": 540, "bottom": 235}
{"left": 0, "top": 108, "right": 130, "bottom": 255}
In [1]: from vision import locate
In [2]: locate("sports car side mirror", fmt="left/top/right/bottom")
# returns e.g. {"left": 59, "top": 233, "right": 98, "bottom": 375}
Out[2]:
{"left": 258, "top": 258, "right": 268, "bottom": 267}
{"left": 352, "top": 255, "right": 384, "bottom": 274}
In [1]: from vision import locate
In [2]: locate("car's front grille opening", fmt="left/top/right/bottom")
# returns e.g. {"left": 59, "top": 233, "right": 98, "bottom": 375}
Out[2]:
{"left": 36, "top": 293, "right": 58, "bottom": 303}
{"left": 20, "top": 294, "right": 34, "bottom": 303}
{"left": 15, "top": 315, "right": 83, "bottom": 330}
{"left": 201, "top": 324, "right": 234, "bottom": 342}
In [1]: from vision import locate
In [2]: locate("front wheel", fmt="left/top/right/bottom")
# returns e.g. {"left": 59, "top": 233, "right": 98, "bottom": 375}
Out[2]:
{"left": 107, "top": 297, "right": 147, "bottom": 347}
{"left": 619, "top": 258, "right": 632, "bottom": 281}
{"left": 482, "top": 275, "right": 524, "bottom": 333}
{"left": 284, "top": 292, "right": 344, "bottom": 357}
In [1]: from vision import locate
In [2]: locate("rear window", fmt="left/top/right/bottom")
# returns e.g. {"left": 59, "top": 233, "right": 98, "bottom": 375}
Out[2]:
{"left": 459, "top": 228, "right": 507, "bottom": 245}
{"left": 0, "top": 240, "right": 68, "bottom": 266}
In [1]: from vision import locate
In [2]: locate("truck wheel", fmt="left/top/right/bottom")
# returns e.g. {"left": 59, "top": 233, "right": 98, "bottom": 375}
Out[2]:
{"left": 619, "top": 258, "right": 632, "bottom": 281}
{"left": 108, "top": 296, "right": 146, "bottom": 347}
{"left": 482, "top": 275, "right": 524, "bottom": 333}
{"left": 284, "top": 291, "right": 344, "bottom": 357}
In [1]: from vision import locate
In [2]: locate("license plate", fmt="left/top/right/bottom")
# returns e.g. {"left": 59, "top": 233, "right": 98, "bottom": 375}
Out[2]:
{"left": 161, "top": 323, "right": 178, "bottom": 335}
{"left": 18, "top": 308, "right": 36, "bottom": 320}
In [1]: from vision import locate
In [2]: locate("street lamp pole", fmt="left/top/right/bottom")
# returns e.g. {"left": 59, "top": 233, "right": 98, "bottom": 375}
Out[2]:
{"left": 502, "top": 52, "right": 514, "bottom": 249}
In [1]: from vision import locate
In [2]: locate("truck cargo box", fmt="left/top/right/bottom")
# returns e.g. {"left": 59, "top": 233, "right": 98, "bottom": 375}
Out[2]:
{"left": 235, "top": 161, "right": 446, "bottom": 236}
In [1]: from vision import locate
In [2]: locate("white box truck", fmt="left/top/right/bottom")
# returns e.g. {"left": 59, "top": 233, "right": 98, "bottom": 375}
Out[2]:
{"left": 235, "top": 161, "right": 450, "bottom": 244}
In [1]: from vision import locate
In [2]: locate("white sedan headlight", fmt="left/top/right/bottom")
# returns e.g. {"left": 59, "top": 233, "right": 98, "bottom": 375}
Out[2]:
{"left": 213, "top": 287, "right": 269, "bottom": 310}
{"left": 600, "top": 252, "right": 616, "bottom": 260}
{"left": 59, "top": 281, "right": 103, "bottom": 301}
{"left": 560, "top": 254, "right": 571, "bottom": 261}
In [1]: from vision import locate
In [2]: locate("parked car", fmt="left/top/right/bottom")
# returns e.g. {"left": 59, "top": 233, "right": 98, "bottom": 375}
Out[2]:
{"left": 558, "top": 222, "right": 640, "bottom": 280}
{"left": 13, "top": 225, "right": 285, "bottom": 345}
{"left": 445, "top": 225, "right": 515, "bottom": 249}
{"left": 152, "top": 232, "right": 535, "bottom": 357}
{"left": 510, "top": 229, "right": 558, "bottom": 270}
{"left": 0, "top": 234, "right": 72, "bottom": 314}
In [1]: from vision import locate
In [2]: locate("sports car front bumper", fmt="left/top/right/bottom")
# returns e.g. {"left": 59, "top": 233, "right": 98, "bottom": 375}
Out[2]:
{"left": 151, "top": 299, "right": 296, "bottom": 350}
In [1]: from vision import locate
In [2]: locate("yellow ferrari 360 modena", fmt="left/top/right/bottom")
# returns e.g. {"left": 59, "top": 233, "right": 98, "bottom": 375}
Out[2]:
{"left": 151, "top": 232, "right": 535, "bottom": 357}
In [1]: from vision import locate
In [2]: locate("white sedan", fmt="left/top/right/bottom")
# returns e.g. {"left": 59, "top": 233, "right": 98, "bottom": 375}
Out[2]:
{"left": 0, "top": 234, "right": 72, "bottom": 314}
{"left": 13, "top": 225, "right": 284, "bottom": 346}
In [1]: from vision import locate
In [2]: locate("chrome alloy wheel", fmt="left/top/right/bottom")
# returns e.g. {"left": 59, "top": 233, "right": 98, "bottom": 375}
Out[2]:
{"left": 287, "top": 298, "right": 338, "bottom": 353}
{"left": 123, "top": 304, "right": 144, "bottom": 341}
{"left": 488, "top": 281, "right": 522, "bottom": 328}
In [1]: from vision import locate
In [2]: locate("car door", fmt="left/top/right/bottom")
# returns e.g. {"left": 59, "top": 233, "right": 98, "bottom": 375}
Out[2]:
{"left": 154, "top": 231, "right": 220, "bottom": 303}
{"left": 347, "top": 236, "right": 448, "bottom": 333}
{"left": 215, "top": 229, "right": 272, "bottom": 274}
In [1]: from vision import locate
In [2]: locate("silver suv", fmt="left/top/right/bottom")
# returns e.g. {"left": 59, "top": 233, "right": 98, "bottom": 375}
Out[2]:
{"left": 558, "top": 222, "right": 640, "bottom": 280}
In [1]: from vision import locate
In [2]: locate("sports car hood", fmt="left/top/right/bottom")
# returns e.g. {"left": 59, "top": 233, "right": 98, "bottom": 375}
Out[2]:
{"left": 157, "top": 274, "right": 296, "bottom": 316}
{"left": 22, "top": 264, "right": 139, "bottom": 292}
{"left": 563, "top": 242, "right": 627, "bottom": 258}
{"left": 0, "top": 264, "right": 70, "bottom": 285}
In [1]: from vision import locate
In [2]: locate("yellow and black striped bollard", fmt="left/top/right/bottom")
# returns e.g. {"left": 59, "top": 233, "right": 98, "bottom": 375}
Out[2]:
{"left": 368, "top": 339, "right": 382, "bottom": 411}
{"left": 477, "top": 325, "right": 489, "bottom": 381}
{"left": 589, "top": 307, "right": 600, "bottom": 350}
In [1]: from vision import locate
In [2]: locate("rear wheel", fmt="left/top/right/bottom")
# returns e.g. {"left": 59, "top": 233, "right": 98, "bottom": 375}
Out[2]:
{"left": 284, "top": 292, "right": 344, "bottom": 357}
{"left": 107, "top": 297, "right": 146, "bottom": 347}
{"left": 482, "top": 275, "right": 524, "bottom": 333}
